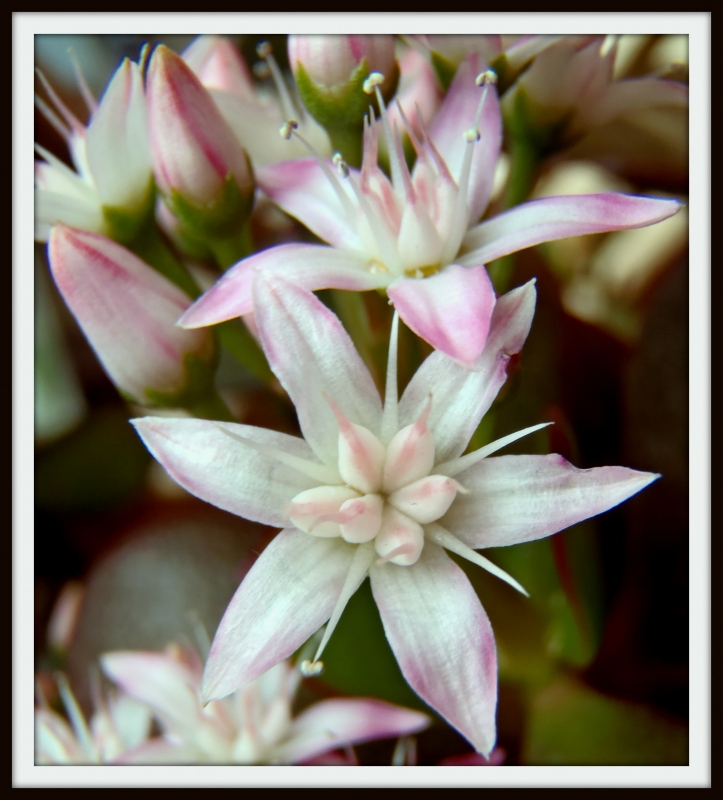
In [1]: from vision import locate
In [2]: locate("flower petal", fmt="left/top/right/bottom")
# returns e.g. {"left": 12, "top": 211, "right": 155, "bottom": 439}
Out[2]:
{"left": 388, "top": 263, "right": 495, "bottom": 365}
{"left": 114, "top": 738, "right": 202, "bottom": 765}
{"left": 100, "top": 651, "right": 200, "bottom": 735}
{"left": 277, "top": 698, "right": 429, "bottom": 764}
{"left": 179, "top": 243, "right": 382, "bottom": 328}
{"left": 460, "top": 193, "right": 683, "bottom": 266}
{"left": 253, "top": 273, "right": 383, "bottom": 465}
{"left": 256, "top": 158, "right": 361, "bottom": 249}
{"left": 398, "top": 279, "right": 536, "bottom": 463}
{"left": 443, "top": 453, "right": 659, "bottom": 549}
{"left": 427, "top": 53, "right": 502, "bottom": 223}
{"left": 370, "top": 542, "right": 497, "bottom": 756}
{"left": 202, "top": 529, "right": 356, "bottom": 700}
{"left": 131, "top": 417, "right": 320, "bottom": 527}
{"left": 581, "top": 76, "right": 689, "bottom": 129}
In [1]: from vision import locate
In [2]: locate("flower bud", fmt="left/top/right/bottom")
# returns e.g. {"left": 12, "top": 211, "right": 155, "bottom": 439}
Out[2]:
{"left": 182, "top": 35, "right": 255, "bottom": 101}
{"left": 146, "top": 45, "right": 254, "bottom": 236}
{"left": 288, "top": 35, "right": 399, "bottom": 161}
{"left": 48, "top": 225, "right": 215, "bottom": 406}
{"left": 289, "top": 35, "right": 396, "bottom": 91}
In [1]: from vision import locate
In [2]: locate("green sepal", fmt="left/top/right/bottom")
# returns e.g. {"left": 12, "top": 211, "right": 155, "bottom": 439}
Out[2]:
{"left": 505, "top": 85, "right": 573, "bottom": 157}
{"left": 166, "top": 160, "right": 255, "bottom": 242}
{"left": 430, "top": 50, "right": 458, "bottom": 92}
{"left": 101, "top": 177, "right": 156, "bottom": 247}
{"left": 294, "top": 57, "right": 400, "bottom": 156}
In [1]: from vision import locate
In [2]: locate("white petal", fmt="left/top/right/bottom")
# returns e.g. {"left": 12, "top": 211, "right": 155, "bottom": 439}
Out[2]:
{"left": 370, "top": 543, "right": 498, "bottom": 755}
{"left": 443, "top": 453, "right": 659, "bottom": 549}
{"left": 253, "top": 273, "right": 383, "bottom": 465}
{"left": 202, "top": 529, "right": 356, "bottom": 700}
{"left": 132, "top": 417, "right": 321, "bottom": 528}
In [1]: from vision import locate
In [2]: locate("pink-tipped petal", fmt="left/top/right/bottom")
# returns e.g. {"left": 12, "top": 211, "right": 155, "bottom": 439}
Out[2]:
{"left": 257, "top": 158, "right": 361, "bottom": 249}
{"left": 277, "top": 698, "right": 429, "bottom": 764}
{"left": 182, "top": 35, "right": 255, "bottom": 101}
{"left": 443, "top": 454, "right": 659, "bottom": 549}
{"left": 370, "top": 543, "right": 498, "bottom": 756}
{"left": 100, "top": 651, "right": 200, "bottom": 735}
{"left": 388, "top": 263, "right": 496, "bottom": 365}
{"left": 582, "top": 76, "right": 689, "bottom": 129}
{"left": 461, "top": 193, "right": 683, "bottom": 266}
{"left": 253, "top": 273, "right": 383, "bottom": 465}
{"left": 131, "top": 417, "right": 320, "bottom": 528}
{"left": 179, "top": 243, "right": 380, "bottom": 328}
{"left": 202, "top": 529, "right": 356, "bottom": 700}
{"left": 399, "top": 279, "right": 536, "bottom": 463}
{"left": 427, "top": 53, "right": 502, "bottom": 223}
{"left": 113, "top": 738, "right": 202, "bottom": 765}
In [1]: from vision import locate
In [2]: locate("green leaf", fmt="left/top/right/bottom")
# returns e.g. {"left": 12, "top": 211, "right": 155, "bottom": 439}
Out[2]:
{"left": 523, "top": 674, "right": 688, "bottom": 765}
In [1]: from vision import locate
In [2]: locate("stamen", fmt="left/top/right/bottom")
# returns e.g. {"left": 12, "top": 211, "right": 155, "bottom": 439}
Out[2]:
{"left": 35, "top": 68, "right": 85, "bottom": 137}
{"left": 279, "top": 119, "right": 298, "bottom": 140}
{"left": 34, "top": 94, "right": 71, "bottom": 141}
{"left": 214, "top": 424, "right": 341, "bottom": 484}
{"left": 425, "top": 523, "right": 529, "bottom": 596}
{"left": 67, "top": 47, "right": 98, "bottom": 116}
{"left": 362, "top": 72, "right": 385, "bottom": 94}
{"left": 435, "top": 422, "right": 554, "bottom": 477}
{"left": 282, "top": 124, "right": 357, "bottom": 224}
{"left": 370, "top": 78, "right": 406, "bottom": 201}
{"left": 380, "top": 312, "right": 400, "bottom": 445}
{"left": 34, "top": 143, "right": 96, "bottom": 199}
{"left": 438, "top": 71, "right": 496, "bottom": 267}
{"left": 299, "top": 659, "right": 324, "bottom": 677}
{"left": 310, "top": 541, "right": 376, "bottom": 665}
{"left": 256, "top": 40, "right": 299, "bottom": 123}
{"left": 56, "top": 673, "right": 97, "bottom": 761}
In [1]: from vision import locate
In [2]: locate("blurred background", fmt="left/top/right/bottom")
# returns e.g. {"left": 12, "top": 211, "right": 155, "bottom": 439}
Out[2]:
{"left": 34, "top": 33, "right": 689, "bottom": 766}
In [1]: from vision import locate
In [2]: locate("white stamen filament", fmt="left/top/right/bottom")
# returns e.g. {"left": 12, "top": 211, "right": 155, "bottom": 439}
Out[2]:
{"left": 56, "top": 673, "right": 98, "bottom": 761}
{"left": 257, "top": 41, "right": 300, "bottom": 123}
{"left": 282, "top": 125, "right": 359, "bottom": 228}
{"left": 438, "top": 73, "right": 495, "bottom": 267}
{"left": 35, "top": 68, "right": 85, "bottom": 137}
{"left": 309, "top": 541, "right": 376, "bottom": 667}
{"left": 380, "top": 312, "right": 400, "bottom": 445}
{"left": 370, "top": 80, "right": 407, "bottom": 203}
{"left": 435, "top": 422, "right": 554, "bottom": 477}
{"left": 35, "top": 94, "right": 72, "bottom": 142}
{"left": 67, "top": 47, "right": 98, "bottom": 115}
{"left": 425, "top": 523, "right": 529, "bottom": 597}
{"left": 214, "top": 424, "right": 341, "bottom": 484}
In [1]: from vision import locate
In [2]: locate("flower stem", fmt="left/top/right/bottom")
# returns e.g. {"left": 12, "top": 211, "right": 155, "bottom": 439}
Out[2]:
{"left": 215, "top": 320, "right": 274, "bottom": 384}
{"left": 209, "top": 219, "right": 255, "bottom": 270}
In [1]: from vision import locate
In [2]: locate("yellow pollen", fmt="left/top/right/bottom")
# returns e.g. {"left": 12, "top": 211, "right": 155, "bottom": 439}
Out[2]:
{"left": 476, "top": 69, "right": 497, "bottom": 86}
{"left": 363, "top": 72, "right": 385, "bottom": 94}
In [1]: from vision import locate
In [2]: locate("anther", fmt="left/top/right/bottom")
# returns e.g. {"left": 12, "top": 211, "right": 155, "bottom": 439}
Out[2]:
{"left": 475, "top": 69, "right": 498, "bottom": 86}
{"left": 279, "top": 119, "right": 299, "bottom": 140}
{"left": 300, "top": 659, "right": 325, "bottom": 677}
{"left": 363, "top": 72, "right": 385, "bottom": 94}
{"left": 256, "top": 41, "right": 273, "bottom": 59}
{"left": 253, "top": 61, "right": 271, "bottom": 79}
{"left": 464, "top": 128, "right": 481, "bottom": 143}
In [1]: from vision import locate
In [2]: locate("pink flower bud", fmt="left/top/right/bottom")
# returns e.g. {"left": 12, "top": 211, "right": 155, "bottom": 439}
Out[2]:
{"left": 288, "top": 35, "right": 396, "bottom": 89}
{"left": 182, "top": 35, "right": 255, "bottom": 102}
{"left": 48, "top": 225, "right": 214, "bottom": 404}
{"left": 146, "top": 45, "right": 253, "bottom": 208}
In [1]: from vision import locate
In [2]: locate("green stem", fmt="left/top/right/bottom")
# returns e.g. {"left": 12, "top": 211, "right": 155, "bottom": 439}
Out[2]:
{"left": 216, "top": 320, "right": 274, "bottom": 384}
{"left": 327, "top": 124, "right": 364, "bottom": 169}
{"left": 186, "top": 388, "right": 236, "bottom": 422}
{"left": 130, "top": 225, "right": 200, "bottom": 299}
{"left": 209, "top": 220, "right": 255, "bottom": 270}
{"left": 331, "top": 290, "right": 379, "bottom": 384}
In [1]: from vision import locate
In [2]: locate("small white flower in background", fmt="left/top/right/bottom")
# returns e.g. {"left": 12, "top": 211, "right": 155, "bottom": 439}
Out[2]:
{"left": 100, "top": 643, "right": 429, "bottom": 765}
{"left": 34, "top": 54, "right": 152, "bottom": 242}
{"left": 134, "top": 273, "right": 658, "bottom": 755}
{"left": 35, "top": 673, "right": 153, "bottom": 765}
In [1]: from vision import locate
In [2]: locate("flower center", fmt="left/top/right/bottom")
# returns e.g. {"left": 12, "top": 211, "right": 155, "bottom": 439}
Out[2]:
{"left": 287, "top": 398, "right": 465, "bottom": 566}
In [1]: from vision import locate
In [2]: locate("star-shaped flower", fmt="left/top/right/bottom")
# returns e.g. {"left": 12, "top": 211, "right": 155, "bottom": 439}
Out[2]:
{"left": 134, "top": 273, "right": 657, "bottom": 754}
{"left": 101, "top": 644, "right": 428, "bottom": 765}
{"left": 179, "top": 53, "right": 681, "bottom": 365}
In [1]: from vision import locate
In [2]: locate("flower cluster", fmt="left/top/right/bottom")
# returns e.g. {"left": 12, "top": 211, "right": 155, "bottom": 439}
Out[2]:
{"left": 35, "top": 33, "right": 686, "bottom": 765}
